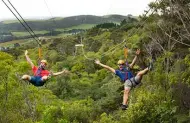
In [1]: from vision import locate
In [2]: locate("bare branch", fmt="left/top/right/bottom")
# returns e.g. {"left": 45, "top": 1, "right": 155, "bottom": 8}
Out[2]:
{"left": 157, "top": 23, "right": 190, "bottom": 47}
{"left": 148, "top": 35, "right": 166, "bottom": 52}
{"left": 165, "top": 32, "right": 190, "bottom": 47}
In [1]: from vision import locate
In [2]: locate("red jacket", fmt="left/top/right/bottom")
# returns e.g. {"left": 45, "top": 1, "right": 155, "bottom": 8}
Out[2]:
{"left": 32, "top": 66, "right": 50, "bottom": 77}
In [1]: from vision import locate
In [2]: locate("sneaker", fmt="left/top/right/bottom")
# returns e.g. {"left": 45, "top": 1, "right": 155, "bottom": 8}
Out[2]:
{"left": 121, "top": 104, "right": 128, "bottom": 110}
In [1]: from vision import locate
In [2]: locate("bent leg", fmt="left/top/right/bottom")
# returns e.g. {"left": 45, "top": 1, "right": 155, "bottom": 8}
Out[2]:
{"left": 21, "top": 75, "right": 31, "bottom": 81}
{"left": 136, "top": 67, "right": 149, "bottom": 80}
{"left": 41, "top": 76, "right": 48, "bottom": 81}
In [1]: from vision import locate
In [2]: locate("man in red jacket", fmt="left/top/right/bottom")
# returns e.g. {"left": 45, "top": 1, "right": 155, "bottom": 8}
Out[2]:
{"left": 22, "top": 50, "right": 68, "bottom": 86}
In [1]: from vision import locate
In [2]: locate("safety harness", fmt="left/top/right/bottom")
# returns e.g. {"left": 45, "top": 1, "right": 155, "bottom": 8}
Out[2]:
{"left": 122, "top": 66, "right": 140, "bottom": 87}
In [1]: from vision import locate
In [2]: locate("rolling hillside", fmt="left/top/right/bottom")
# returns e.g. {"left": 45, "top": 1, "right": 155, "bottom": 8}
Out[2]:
{"left": 0, "top": 14, "right": 131, "bottom": 31}
{"left": 0, "top": 14, "right": 134, "bottom": 43}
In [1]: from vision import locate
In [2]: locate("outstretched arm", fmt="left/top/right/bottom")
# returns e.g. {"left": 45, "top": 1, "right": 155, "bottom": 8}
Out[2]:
{"left": 25, "top": 50, "right": 34, "bottom": 68}
{"left": 52, "top": 69, "right": 69, "bottom": 76}
{"left": 95, "top": 59, "right": 115, "bottom": 73}
{"left": 129, "top": 49, "right": 140, "bottom": 69}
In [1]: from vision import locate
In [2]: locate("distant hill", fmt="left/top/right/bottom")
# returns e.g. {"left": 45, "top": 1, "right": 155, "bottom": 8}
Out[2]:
{"left": 0, "top": 14, "right": 137, "bottom": 43}
{"left": 0, "top": 15, "right": 133, "bottom": 32}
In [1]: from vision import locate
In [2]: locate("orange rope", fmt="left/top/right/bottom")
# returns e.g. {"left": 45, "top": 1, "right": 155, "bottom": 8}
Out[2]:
{"left": 38, "top": 47, "right": 42, "bottom": 60}
{"left": 124, "top": 46, "right": 128, "bottom": 59}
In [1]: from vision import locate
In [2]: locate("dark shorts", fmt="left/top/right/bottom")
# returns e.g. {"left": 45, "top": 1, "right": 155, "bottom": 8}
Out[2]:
{"left": 29, "top": 76, "right": 45, "bottom": 86}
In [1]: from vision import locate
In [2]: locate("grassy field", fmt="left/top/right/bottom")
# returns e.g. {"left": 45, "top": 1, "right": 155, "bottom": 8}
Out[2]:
{"left": 57, "top": 33, "right": 71, "bottom": 37}
{"left": 0, "top": 23, "right": 95, "bottom": 47}
{"left": 56, "top": 24, "right": 96, "bottom": 31}
{"left": 0, "top": 39, "right": 32, "bottom": 47}
{"left": 9, "top": 24, "right": 94, "bottom": 37}
{"left": 11, "top": 30, "right": 50, "bottom": 37}
{"left": 2, "top": 17, "right": 64, "bottom": 24}
{"left": 0, "top": 34, "right": 69, "bottom": 47}
{"left": 2, "top": 19, "right": 49, "bottom": 24}
{"left": 2, "top": 20, "right": 19, "bottom": 24}
{"left": 67, "top": 24, "right": 96, "bottom": 29}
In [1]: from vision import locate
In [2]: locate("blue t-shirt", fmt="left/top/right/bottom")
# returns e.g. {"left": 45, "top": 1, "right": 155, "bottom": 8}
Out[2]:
{"left": 115, "top": 69, "right": 134, "bottom": 82}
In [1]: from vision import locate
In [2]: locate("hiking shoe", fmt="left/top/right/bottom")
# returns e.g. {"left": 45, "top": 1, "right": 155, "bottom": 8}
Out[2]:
{"left": 121, "top": 104, "right": 128, "bottom": 110}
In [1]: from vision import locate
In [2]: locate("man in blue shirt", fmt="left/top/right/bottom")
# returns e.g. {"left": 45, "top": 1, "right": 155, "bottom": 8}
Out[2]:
{"left": 95, "top": 49, "right": 152, "bottom": 110}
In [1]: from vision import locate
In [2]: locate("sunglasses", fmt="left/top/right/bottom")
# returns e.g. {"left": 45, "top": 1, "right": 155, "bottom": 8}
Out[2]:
{"left": 118, "top": 64, "right": 125, "bottom": 66}
{"left": 41, "top": 62, "right": 47, "bottom": 65}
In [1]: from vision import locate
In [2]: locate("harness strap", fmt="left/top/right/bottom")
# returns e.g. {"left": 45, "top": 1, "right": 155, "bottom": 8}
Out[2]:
{"left": 128, "top": 79, "right": 134, "bottom": 87}
{"left": 124, "top": 70, "right": 134, "bottom": 81}
{"left": 128, "top": 77, "right": 139, "bottom": 87}
{"left": 125, "top": 71, "right": 128, "bottom": 80}
{"left": 133, "top": 77, "right": 140, "bottom": 85}
{"left": 36, "top": 67, "right": 42, "bottom": 76}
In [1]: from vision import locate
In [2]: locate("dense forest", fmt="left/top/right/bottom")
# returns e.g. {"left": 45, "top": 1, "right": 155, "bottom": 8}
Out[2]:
{"left": 0, "top": 0, "right": 190, "bottom": 122}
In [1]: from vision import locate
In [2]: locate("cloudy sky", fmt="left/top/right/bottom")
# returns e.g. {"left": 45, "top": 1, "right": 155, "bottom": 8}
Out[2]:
{"left": 0, "top": 0, "right": 154, "bottom": 20}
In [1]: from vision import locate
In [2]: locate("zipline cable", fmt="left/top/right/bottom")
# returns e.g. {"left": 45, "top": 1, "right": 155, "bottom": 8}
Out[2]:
{"left": 78, "top": 0, "right": 158, "bottom": 61}
{"left": 100, "top": 0, "right": 159, "bottom": 58}
{"left": 96, "top": 0, "right": 115, "bottom": 36}
{"left": 43, "top": 0, "right": 58, "bottom": 28}
{"left": 6, "top": 0, "right": 41, "bottom": 46}
{"left": 2, "top": 0, "right": 41, "bottom": 46}
{"left": 84, "top": 0, "right": 116, "bottom": 50}
{"left": 80, "top": 37, "right": 94, "bottom": 61}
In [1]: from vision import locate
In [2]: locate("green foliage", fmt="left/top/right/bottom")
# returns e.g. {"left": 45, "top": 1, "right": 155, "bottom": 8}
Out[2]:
{"left": 11, "top": 31, "right": 49, "bottom": 37}
{"left": 93, "top": 113, "right": 117, "bottom": 123}
{"left": 0, "top": 52, "right": 13, "bottom": 79}
{"left": 95, "top": 23, "right": 118, "bottom": 29}
{"left": 120, "top": 89, "right": 177, "bottom": 123}
{"left": 183, "top": 54, "right": 190, "bottom": 85}
{"left": 41, "top": 106, "right": 64, "bottom": 123}
{"left": 46, "top": 50, "right": 59, "bottom": 63}
{"left": 110, "top": 29, "right": 124, "bottom": 44}
{"left": 87, "top": 28, "right": 101, "bottom": 37}
{"left": 40, "top": 98, "right": 94, "bottom": 123}
{"left": 1, "top": 1, "right": 190, "bottom": 122}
